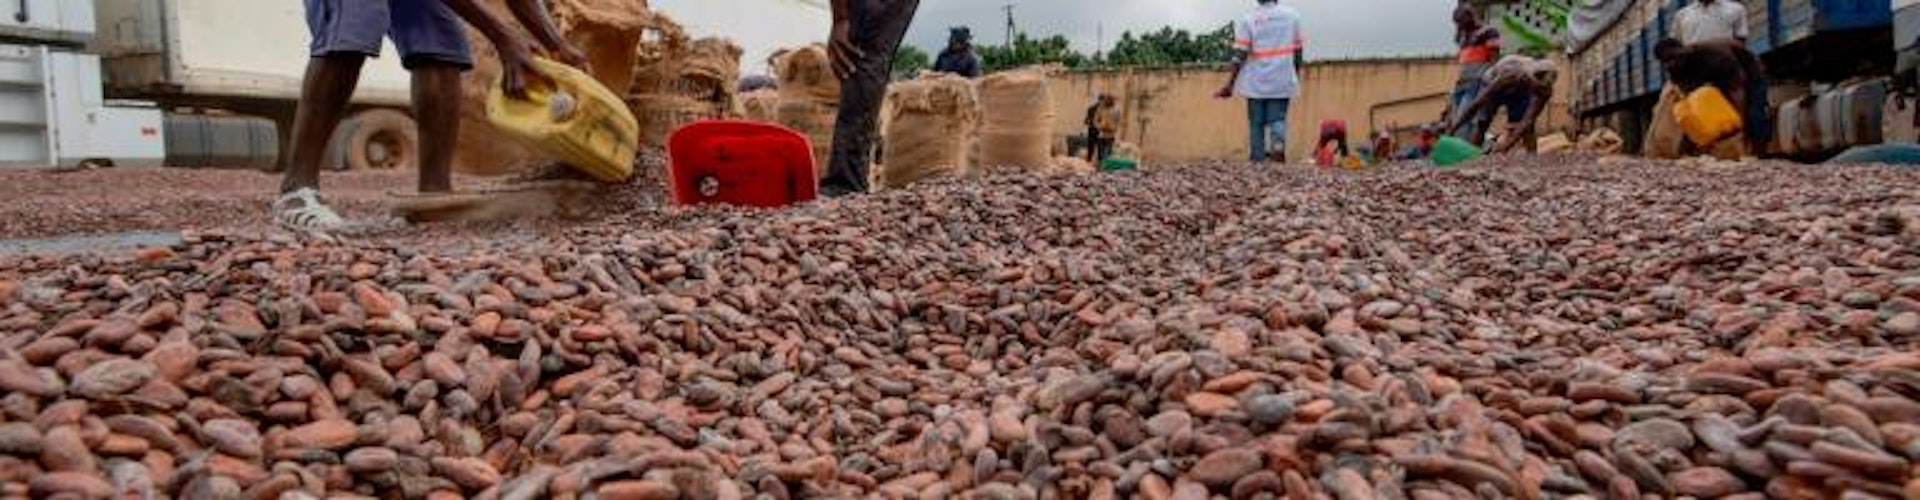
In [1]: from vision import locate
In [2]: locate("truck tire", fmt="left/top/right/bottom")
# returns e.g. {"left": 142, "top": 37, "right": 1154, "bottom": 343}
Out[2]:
{"left": 335, "top": 109, "right": 418, "bottom": 171}
{"left": 165, "top": 114, "right": 281, "bottom": 170}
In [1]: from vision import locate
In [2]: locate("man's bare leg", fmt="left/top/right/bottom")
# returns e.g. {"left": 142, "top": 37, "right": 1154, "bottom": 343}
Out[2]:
{"left": 282, "top": 55, "right": 367, "bottom": 194}
{"left": 411, "top": 63, "right": 462, "bottom": 194}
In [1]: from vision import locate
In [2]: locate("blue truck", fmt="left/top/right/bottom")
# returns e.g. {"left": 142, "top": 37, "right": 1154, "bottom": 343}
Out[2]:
{"left": 1569, "top": 0, "right": 1897, "bottom": 157}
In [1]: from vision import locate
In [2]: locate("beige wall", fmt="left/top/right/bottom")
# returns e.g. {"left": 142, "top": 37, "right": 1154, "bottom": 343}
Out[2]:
{"left": 1282, "top": 58, "right": 1459, "bottom": 160}
{"left": 1047, "top": 56, "right": 1575, "bottom": 163}
{"left": 1048, "top": 68, "right": 1248, "bottom": 163}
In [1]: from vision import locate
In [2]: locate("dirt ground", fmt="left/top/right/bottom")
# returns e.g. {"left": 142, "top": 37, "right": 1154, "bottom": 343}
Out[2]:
{"left": 0, "top": 168, "right": 407, "bottom": 239}
{"left": 0, "top": 168, "right": 632, "bottom": 249}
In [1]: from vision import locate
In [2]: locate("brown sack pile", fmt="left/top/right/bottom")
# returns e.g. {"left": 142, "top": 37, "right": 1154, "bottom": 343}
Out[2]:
{"left": 629, "top": 23, "right": 740, "bottom": 147}
{"left": 772, "top": 45, "right": 841, "bottom": 178}
{"left": 976, "top": 68, "right": 1055, "bottom": 173}
{"left": 740, "top": 90, "right": 780, "bottom": 123}
{"left": 880, "top": 74, "right": 979, "bottom": 190}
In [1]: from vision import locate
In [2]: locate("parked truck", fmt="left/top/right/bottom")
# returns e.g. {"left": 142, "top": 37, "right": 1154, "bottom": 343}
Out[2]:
{"left": 92, "top": 0, "right": 433, "bottom": 170}
{"left": 1569, "top": 0, "right": 1894, "bottom": 158}
{"left": 0, "top": 0, "right": 165, "bottom": 168}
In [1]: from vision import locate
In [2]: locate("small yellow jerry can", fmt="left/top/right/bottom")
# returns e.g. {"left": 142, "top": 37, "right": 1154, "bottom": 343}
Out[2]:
{"left": 1674, "top": 86, "right": 1743, "bottom": 147}
{"left": 486, "top": 57, "right": 639, "bottom": 183}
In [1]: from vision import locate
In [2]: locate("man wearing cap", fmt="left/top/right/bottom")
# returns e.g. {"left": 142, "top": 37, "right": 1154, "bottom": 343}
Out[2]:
{"left": 933, "top": 27, "right": 984, "bottom": 78}
{"left": 1217, "top": 0, "right": 1305, "bottom": 163}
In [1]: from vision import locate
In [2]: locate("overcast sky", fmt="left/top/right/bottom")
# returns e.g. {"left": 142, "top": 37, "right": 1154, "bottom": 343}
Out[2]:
{"left": 904, "top": 0, "right": 1457, "bottom": 60}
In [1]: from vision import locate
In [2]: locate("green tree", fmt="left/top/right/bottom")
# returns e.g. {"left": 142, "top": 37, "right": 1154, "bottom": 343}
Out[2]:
{"left": 893, "top": 45, "right": 931, "bottom": 78}
{"left": 1103, "top": 25, "right": 1236, "bottom": 68}
{"left": 977, "top": 34, "right": 1089, "bottom": 73}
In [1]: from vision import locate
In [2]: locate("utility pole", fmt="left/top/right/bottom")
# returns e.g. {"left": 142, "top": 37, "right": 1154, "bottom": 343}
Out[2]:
{"left": 1002, "top": 4, "right": 1016, "bottom": 46}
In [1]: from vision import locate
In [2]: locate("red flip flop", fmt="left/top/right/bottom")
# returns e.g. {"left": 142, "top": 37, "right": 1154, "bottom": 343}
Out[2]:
{"left": 667, "top": 120, "right": 818, "bottom": 208}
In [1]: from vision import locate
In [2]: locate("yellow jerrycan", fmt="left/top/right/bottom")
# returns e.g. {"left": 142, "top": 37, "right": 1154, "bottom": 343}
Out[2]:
{"left": 1674, "top": 86, "right": 1743, "bottom": 147}
{"left": 486, "top": 57, "right": 639, "bottom": 183}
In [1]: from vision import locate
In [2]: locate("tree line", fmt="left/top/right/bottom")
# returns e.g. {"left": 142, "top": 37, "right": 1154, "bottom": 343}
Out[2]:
{"left": 892, "top": 25, "right": 1239, "bottom": 77}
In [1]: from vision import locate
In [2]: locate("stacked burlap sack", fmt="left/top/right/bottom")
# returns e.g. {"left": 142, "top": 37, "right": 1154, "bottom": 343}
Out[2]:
{"left": 878, "top": 74, "right": 979, "bottom": 190}
{"left": 975, "top": 68, "right": 1055, "bottom": 173}
{"left": 773, "top": 45, "right": 841, "bottom": 178}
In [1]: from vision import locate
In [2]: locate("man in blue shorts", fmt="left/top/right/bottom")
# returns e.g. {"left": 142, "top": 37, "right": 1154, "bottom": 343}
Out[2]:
{"left": 276, "top": 0, "right": 586, "bottom": 233}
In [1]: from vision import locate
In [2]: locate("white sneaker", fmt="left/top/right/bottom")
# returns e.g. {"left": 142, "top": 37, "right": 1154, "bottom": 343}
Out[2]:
{"left": 274, "top": 188, "right": 349, "bottom": 234}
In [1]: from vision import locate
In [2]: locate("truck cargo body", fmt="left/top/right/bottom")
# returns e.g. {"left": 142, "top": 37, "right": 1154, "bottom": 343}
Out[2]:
{"left": 0, "top": 0, "right": 96, "bottom": 46}
{"left": 1572, "top": 0, "right": 1894, "bottom": 156}
{"left": 92, "top": 0, "right": 413, "bottom": 107}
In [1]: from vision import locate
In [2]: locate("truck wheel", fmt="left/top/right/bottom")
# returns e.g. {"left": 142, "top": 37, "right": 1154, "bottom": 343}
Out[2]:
{"left": 338, "top": 109, "right": 418, "bottom": 171}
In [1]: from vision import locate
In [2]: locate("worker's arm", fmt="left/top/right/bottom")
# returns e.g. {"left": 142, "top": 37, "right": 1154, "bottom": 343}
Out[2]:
{"left": 1217, "top": 53, "right": 1246, "bottom": 99}
{"left": 1217, "top": 19, "right": 1253, "bottom": 98}
{"left": 503, "top": 0, "right": 589, "bottom": 69}
{"left": 828, "top": 0, "right": 860, "bottom": 79}
{"left": 442, "top": 0, "right": 540, "bottom": 96}
{"left": 1446, "top": 81, "right": 1500, "bottom": 134}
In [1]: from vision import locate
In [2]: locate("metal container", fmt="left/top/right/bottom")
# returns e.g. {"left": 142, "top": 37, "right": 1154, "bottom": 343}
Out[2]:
{"left": 0, "top": 0, "right": 94, "bottom": 46}
{"left": 0, "top": 43, "right": 164, "bottom": 167}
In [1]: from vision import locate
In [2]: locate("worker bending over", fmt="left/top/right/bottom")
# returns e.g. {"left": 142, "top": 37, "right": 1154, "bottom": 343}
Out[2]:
{"left": 276, "top": 0, "right": 587, "bottom": 233}
{"left": 821, "top": 0, "right": 921, "bottom": 197}
{"left": 1448, "top": 54, "right": 1556, "bottom": 154}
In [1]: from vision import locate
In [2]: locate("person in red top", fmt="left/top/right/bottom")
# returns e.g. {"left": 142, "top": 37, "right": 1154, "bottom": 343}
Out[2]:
{"left": 1316, "top": 120, "right": 1349, "bottom": 166}
{"left": 1444, "top": 6, "right": 1502, "bottom": 142}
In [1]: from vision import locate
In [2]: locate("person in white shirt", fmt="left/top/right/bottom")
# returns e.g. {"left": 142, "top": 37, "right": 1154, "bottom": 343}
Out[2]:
{"left": 1674, "top": 0, "right": 1748, "bottom": 45}
{"left": 1216, "top": 0, "right": 1304, "bottom": 163}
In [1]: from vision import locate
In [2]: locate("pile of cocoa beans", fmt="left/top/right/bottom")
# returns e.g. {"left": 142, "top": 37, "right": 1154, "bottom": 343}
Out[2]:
{"left": 1, "top": 159, "right": 1917, "bottom": 499}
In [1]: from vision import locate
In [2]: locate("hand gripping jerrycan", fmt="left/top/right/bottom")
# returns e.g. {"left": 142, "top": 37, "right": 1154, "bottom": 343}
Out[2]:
{"left": 1674, "top": 86, "right": 1743, "bottom": 147}
{"left": 486, "top": 57, "right": 639, "bottom": 183}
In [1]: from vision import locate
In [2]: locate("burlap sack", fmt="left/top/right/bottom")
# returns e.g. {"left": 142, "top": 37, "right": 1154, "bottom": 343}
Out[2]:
{"left": 776, "top": 99, "right": 837, "bottom": 179}
{"left": 977, "top": 69, "right": 1055, "bottom": 172}
{"left": 774, "top": 45, "right": 841, "bottom": 103}
{"left": 766, "top": 44, "right": 842, "bottom": 179}
{"left": 1577, "top": 128, "right": 1624, "bottom": 154}
{"left": 630, "top": 93, "right": 716, "bottom": 147}
{"left": 741, "top": 90, "right": 779, "bottom": 123}
{"left": 881, "top": 74, "right": 978, "bottom": 189}
{"left": 1644, "top": 84, "right": 1685, "bottom": 159}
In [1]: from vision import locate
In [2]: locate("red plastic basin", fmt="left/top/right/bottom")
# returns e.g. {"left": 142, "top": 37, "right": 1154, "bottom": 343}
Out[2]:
{"left": 668, "top": 120, "right": 818, "bottom": 208}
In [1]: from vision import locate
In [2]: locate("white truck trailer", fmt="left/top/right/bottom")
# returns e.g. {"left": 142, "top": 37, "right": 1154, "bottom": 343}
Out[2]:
{"left": 0, "top": 0, "right": 165, "bottom": 168}
{"left": 92, "top": 0, "right": 416, "bottom": 170}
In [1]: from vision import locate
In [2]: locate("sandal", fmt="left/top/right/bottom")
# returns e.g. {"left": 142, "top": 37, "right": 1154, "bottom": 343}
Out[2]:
{"left": 274, "top": 188, "right": 349, "bottom": 234}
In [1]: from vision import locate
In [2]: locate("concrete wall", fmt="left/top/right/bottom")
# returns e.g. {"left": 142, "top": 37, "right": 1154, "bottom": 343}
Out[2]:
{"left": 1048, "top": 58, "right": 1458, "bottom": 162}
{"left": 1282, "top": 58, "right": 1459, "bottom": 160}
{"left": 1047, "top": 56, "right": 1575, "bottom": 163}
